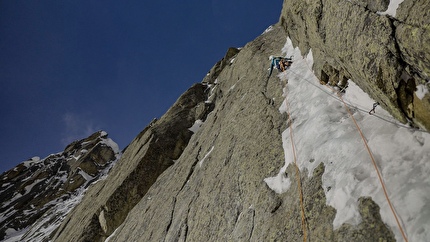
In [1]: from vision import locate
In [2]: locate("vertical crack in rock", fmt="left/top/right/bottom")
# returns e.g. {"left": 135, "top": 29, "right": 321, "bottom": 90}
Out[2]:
{"left": 178, "top": 207, "right": 191, "bottom": 242}
{"left": 165, "top": 197, "right": 177, "bottom": 235}
{"left": 248, "top": 208, "right": 256, "bottom": 242}
{"left": 179, "top": 146, "right": 201, "bottom": 192}
{"left": 270, "top": 199, "right": 282, "bottom": 213}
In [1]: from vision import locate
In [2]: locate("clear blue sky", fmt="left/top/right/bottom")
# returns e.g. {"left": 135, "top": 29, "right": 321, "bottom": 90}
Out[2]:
{"left": 0, "top": 0, "right": 282, "bottom": 173}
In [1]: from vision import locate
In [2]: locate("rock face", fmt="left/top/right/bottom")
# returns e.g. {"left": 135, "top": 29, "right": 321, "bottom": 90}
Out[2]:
{"left": 0, "top": 131, "right": 120, "bottom": 241}
{"left": 51, "top": 83, "right": 213, "bottom": 242}
{"left": 52, "top": 25, "right": 395, "bottom": 241}
{"left": 280, "top": 0, "right": 430, "bottom": 130}
{"left": 6, "top": 2, "right": 429, "bottom": 241}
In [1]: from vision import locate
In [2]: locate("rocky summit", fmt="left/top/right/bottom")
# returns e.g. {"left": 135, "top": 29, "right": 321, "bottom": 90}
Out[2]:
{"left": 1, "top": 1, "right": 429, "bottom": 242}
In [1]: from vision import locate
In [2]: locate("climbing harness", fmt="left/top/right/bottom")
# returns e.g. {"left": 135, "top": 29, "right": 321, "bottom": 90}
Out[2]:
{"left": 267, "top": 56, "right": 294, "bottom": 78}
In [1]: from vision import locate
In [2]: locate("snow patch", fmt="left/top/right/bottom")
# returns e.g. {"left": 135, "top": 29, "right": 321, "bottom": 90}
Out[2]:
{"left": 205, "top": 82, "right": 218, "bottom": 104}
{"left": 24, "top": 179, "right": 43, "bottom": 195}
{"left": 265, "top": 37, "right": 430, "bottom": 242}
{"left": 377, "top": 0, "right": 404, "bottom": 17}
{"left": 262, "top": 25, "right": 274, "bottom": 34}
{"left": 22, "top": 157, "right": 41, "bottom": 168}
{"left": 78, "top": 169, "right": 94, "bottom": 181}
{"left": 199, "top": 146, "right": 214, "bottom": 167}
{"left": 189, "top": 120, "right": 204, "bottom": 133}
{"left": 3, "top": 227, "right": 29, "bottom": 242}
{"left": 416, "top": 84, "right": 429, "bottom": 100}
{"left": 263, "top": 170, "right": 291, "bottom": 194}
{"left": 1, "top": 182, "right": 11, "bottom": 188}
{"left": 105, "top": 227, "right": 119, "bottom": 242}
{"left": 101, "top": 137, "right": 120, "bottom": 156}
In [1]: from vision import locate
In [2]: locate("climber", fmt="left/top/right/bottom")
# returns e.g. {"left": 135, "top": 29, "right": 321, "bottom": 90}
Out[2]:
{"left": 280, "top": 57, "right": 292, "bottom": 70}
{"left": 268, "top": 56, "right": 293, "bottom": 78}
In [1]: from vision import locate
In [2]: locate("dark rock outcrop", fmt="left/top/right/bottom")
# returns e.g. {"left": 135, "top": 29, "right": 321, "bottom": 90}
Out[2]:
{"left": 280, "top": 0, "right": 430, "bottom": 130}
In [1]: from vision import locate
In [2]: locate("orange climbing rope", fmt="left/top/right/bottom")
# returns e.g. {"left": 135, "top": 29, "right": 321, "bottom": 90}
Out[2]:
{"left": 332, "top": 87, "right": 409, "bottom": 242}
{"left": 301, "top": 59, "right": 409, "bottom": 242}
{"left": 284, "top": 85, "right": 308, "bottom": 242}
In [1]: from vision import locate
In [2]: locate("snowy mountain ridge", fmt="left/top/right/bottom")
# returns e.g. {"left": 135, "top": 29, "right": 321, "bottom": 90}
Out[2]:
{"left": 0, "top": 131, "right": 121, "bottom": 241}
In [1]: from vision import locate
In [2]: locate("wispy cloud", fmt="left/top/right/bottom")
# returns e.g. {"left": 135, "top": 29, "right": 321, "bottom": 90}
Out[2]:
{"left": 61, "top": 112, "right": 99, "bottom": 145}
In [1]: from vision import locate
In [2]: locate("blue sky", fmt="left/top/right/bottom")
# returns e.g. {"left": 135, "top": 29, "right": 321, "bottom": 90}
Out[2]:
{"left": 0, "top": 1, "right": 282, "bottom": 173}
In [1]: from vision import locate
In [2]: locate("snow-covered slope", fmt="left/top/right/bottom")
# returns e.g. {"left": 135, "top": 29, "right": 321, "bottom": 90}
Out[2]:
{"left": 265, "top": 38, "right": 430, "bottom": 242}
{"left": 0, "top": 131, "right": 121, "bottom": 242}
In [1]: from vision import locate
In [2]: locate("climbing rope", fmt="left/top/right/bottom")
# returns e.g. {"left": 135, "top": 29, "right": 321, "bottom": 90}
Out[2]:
{"left": 298, "top": 59, "right": 409, "bottom": 242}
{"left": 333, "top": 86, "right": 409, "bottom": 242}
{"left": 284, "top": 85, "right": 308, "bottom": 242}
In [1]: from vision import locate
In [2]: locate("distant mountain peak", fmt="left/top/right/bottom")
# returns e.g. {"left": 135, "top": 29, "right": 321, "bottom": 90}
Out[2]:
{"left": 0, "top": 130, "right": 121, "bottom": 241}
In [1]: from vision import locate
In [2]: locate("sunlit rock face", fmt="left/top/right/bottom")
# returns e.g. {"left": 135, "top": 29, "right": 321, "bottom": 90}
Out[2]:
{"left": 6, "top": 1, "right": 430, "bottom": 241}
{"left": 53, "top": 24, "right": 395, "bottom": 242}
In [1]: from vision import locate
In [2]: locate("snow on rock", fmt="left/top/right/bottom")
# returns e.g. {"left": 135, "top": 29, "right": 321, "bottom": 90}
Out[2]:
{"left": 263, "top": 168, "right": 291, "bottom": 194}
{"left": 265, "top": 38, "right": 430, "bottom": 242}
{"left": 3, "top": 227, "right": 29, "bottom": 242}
{"left": 416, "top": 84, "right": 429, "bottom": 100}
{"left": 101, "top": 136, "right": 121, "bottom": 156}
{"left": 205, "top": 82, "right": 218, "bottom": 104}
{"left": 377, "top": 0, "right": 405, "bottom": 17}
{"left": 78, "top": 169, "right": 94, "bottom": 182}
{"left": 262, "top": 25, "right": 274, "bottom": 34}
{"left": 189, "top": 119, "right": 204, "bottom": 133}
{"left": 22, "top": 157, "right": 41, "bottom": 168}
{"left": 199, "top": 146, "right": 214, "bottom": 167}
